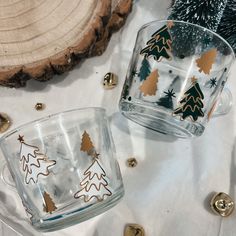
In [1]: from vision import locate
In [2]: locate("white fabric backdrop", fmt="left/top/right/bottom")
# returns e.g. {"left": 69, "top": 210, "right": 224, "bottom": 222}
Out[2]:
{"left": 1, "top": 1, "right": 236, "bottom": 235}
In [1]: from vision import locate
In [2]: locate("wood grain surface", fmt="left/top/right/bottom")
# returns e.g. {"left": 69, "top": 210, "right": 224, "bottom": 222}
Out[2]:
{"left": 0, "top": 0, "right": 132, "bottom": 87}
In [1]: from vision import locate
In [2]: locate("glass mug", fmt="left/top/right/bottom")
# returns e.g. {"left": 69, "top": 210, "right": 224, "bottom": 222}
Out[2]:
{"left": 0, "top": 108, "right": 124, "bottom": 232}
{"left": 119, "top": 20, "right": 235, "bottom": 138}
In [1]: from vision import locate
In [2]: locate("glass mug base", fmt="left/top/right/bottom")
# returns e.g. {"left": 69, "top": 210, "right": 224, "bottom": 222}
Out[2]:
{"left": 33, "top": 188, "right": 124, "bottom": 232}
{"left": 120, "top": 99, "right": 205, "bottom": 138}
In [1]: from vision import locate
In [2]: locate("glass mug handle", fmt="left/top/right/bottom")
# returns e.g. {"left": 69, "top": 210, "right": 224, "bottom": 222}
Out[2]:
{"left": 0, "top": 162, "right": 16, "bottom": 189}
{"left": 212, "top": 87, "right": 233, "bottom": 117}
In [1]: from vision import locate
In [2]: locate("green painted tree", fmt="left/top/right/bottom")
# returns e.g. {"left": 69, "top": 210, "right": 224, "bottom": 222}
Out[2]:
{"left": 140, "top": 24, "right": 172, "bottom": 62}
{"left": 173, "top": 80, "right": 204, "bottom": 121}
{"left": 157, "top": 89, "right": 176, "bottom": 109}
{"left": 139, "top": 58, "right": 151, "bottom": 81}
{"left": 157, "top": 75, "right": 180, "bottom": 109}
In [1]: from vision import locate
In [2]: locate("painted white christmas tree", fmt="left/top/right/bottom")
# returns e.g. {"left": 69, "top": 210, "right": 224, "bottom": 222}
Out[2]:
{"left": 74, "top": 131, "right": 112, "bottom": 202}
{"left": 18, "top": 135, "right": 56, "bottom": 184}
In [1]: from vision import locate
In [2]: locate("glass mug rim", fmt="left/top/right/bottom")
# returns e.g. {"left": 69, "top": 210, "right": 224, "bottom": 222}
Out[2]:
{"left": 0, "top": 107, "right": 106, "bottom": 143}
{"left": 138, "top": 19, "right": 235, "bottom": 60}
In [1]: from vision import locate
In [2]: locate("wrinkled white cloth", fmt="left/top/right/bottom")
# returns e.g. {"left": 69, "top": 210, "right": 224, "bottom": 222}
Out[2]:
{"left": 1, "top": 1, "right": 236, "bottom": 236}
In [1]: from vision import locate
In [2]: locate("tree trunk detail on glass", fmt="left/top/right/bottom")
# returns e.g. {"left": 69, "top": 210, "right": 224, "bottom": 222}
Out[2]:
{"left": 173, "top": 78, "right": 204, "bottom": 122}
{"left": 74, "top": 131, "right": 112, "bottom": 202}
{"left": 18, "top": 135, "right": 56, "bottom": 185}
{"left": 196, "top": 48, "right": 217, "bottom": 75}
{"left": 140, "top": 22, "right": 173, "bottom": 62}
{"left": 139, "top": 69, "right": 159, "bottom": 96}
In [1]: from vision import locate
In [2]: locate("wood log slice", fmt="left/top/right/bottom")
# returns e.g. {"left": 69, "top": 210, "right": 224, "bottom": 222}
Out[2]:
{"left": 0, "top": 0, "right": 132, "bottom": 87}
{"left": 91, "top": 0, "right": 132, "bottom": 56}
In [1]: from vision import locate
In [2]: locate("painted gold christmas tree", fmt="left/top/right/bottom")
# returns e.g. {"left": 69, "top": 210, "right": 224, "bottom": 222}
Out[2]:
{"left": 139, "top": 69, "right": 159, "bottom": 96}
{"left": 80, "top": 131, "right": 95, "bottom": 156}
{"left": 43, "top": 191, "right": 57, "bottom": 214}
{"left": 74, "top": 131, "right": 112, "bottom": 202}
{"left": 196, "top": 48, "right": 217, "bottom": 74}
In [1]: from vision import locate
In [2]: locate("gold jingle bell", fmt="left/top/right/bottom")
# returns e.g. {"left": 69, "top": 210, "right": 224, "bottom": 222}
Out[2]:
{"left": 0, "top": 113, "right": 11, "bottom": 133}
{"left": 103, "top": 73, "right": 118, "bottom": 89}
{"left": 35, "top": 103, "right": 45, "bottom": 111}
{"left": 124, "top": 224, "right": 145, "bottom": 236}
{"left": 210, "top": 192, "right": 234, "bottom": 217}
{"left": 127, "top": 158, "right": 138, "bottom": 168}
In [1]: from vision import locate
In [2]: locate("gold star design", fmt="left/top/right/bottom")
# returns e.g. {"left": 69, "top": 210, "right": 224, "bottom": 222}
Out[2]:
{"left": 210, "top": 78, "right": 217, "bottom": 88}
{"left": 164, "top": 89, "right": 176, "bottom": 98}
{"left": 18, "top": 135, "right": 24, "bottom": 143}
{"left": 93, "top": 151, "right": 100, "bottom": 159}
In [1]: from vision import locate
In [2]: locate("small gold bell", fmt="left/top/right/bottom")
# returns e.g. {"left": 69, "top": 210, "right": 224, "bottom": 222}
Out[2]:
{"left": 0, "top": 113, "right": 11, "bottom": 133}
{"left": 127, "top": 158, "right": 138, "bottom": 168}
{"left": 124, "top": 224, "right": 145, "bottom": 236}
{"left": 103, "top": 73, "right": 118, "bottom": 89}
{"left": 210, "top": 192, "right": 234, "bottom": 217}
{"left": 35, "top": 103, "right": 45, "bottom": 111}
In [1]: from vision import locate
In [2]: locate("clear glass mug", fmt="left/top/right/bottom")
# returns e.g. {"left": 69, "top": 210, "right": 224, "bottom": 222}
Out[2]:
{"left": 0, "top": 108, "right": 124, "bottom": 232}
{"left": 119, "top": 20, "right": 235, "bottom": 138}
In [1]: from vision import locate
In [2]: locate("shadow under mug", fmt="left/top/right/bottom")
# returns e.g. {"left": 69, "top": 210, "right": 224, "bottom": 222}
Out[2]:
{"left": 0, "top": 108, "right": 124, "bottom": 232}
{"left": 119, "top": 20, "right": 235, "bottom": 138}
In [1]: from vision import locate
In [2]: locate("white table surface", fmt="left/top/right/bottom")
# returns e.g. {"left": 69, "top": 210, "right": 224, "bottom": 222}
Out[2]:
{"left": 1, "top": 0, "right": 236, "bottom": 235}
